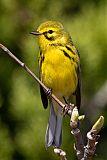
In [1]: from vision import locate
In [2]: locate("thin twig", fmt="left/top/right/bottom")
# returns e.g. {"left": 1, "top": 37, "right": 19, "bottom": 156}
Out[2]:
{"left": 70, "top": 107, "right": 84, "bottom": 159}
{"left": 84, "top": 116, "right": 104, "bottom": 160}
{"left": 84, "top": 132, "right": 98, "bottom": 160}
{"left": 0, "top": 43, "right": 72, "bottom": 113}
{"left": 72, "top": 128, "right": 84, "bottom": 159}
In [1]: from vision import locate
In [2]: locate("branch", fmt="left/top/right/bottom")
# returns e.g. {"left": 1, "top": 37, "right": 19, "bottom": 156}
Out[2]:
{"left": 0, "top": 43, "right": 73, "bottom": 115}
{"left": 84, "top": 116, "right": 104, "bottom": 160}
{"left": 70, "top": 107, "right": 85, "bottom": 159}
{"left": 70, "top": 108, "right": 104, "bottom": 160}
{"left": 0, "top": 43, "right": 73, "bottom": 159}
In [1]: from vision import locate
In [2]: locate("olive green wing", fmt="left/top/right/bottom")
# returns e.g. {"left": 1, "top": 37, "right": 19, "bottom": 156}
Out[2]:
{"left": 38, "top": 51, "right": 48, "bottom": 109}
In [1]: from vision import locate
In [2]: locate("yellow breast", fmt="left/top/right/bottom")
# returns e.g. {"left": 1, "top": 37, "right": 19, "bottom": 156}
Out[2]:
{"left": 40, "top": 47, "right": 78, "bottom": 98}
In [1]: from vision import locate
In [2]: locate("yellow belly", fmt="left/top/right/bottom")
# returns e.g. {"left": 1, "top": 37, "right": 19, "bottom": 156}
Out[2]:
{"left": 41, "top": 48, "right": 78, "bottom": 98}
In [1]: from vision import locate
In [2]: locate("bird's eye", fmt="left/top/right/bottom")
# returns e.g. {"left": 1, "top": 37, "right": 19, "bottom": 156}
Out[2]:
{"left": 48, "top": 30, "right": 54, "bottom": 34}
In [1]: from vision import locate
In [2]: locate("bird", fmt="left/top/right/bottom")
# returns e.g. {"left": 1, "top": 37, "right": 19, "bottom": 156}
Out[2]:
{"left": 30, "top": 21, "right": 81, "bottom": 148}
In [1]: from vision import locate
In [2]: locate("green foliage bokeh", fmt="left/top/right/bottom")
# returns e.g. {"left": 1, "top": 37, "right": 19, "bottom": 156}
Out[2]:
{"left": 0, "top": 0, "right": 107, "bottom": 159}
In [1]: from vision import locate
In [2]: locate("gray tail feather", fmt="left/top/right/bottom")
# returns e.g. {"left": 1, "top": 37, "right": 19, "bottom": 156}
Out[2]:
{"left": 45, "top": 101, "right": 62, "bottom": 148}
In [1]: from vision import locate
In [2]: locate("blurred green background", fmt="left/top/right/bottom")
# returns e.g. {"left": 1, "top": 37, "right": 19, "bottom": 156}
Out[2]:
{"left": 0, "top": 0, "right": 107, "bottom": 159}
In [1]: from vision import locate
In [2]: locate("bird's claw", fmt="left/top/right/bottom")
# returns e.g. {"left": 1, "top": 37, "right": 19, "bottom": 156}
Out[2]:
{"left": 63, "top": 104, "right": 69, "bottom": 116}
{"left": 63, "top": 103, "right": 74, "bottom": 116}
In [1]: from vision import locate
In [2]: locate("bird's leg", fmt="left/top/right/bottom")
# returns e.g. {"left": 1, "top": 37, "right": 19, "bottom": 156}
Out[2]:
{"left": 62, "top": 97, "right": 74, "bottom": 116}
{"left": 63, "top": 103, "right": 74, "bottom": 116}
{"left": 63, "top": 96, "right": 69, "bottom": 104}
{"left": 62, "top": 97, "right": 69, "bottom": 116}
{"left": 63, "top": 104, "right": 70, "bottom": 116}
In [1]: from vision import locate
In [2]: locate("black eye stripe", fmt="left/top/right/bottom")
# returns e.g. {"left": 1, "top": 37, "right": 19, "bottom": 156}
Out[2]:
{"left": 44, "top": 34, "right": 55, "bottom": 40}
{"left": 43, "top": 30, "right": 55, "bottom": 41}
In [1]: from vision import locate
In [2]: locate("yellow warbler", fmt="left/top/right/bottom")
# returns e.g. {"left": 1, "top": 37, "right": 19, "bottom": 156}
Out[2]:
{"left": 30, "top": 21, "right": 81, "bottom": 148}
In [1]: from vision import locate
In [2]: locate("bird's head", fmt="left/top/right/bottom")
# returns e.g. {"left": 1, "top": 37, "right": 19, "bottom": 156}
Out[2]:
{"left": 30, "top": 21, "right": 71, "bottom": 50}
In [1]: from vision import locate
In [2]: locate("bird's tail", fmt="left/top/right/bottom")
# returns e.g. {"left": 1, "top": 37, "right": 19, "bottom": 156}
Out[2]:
{"left": 45, "top": 100, "right": 62, "bottom": 148}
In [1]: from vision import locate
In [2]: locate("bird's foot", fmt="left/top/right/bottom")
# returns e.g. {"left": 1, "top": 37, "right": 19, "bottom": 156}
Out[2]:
{"left": 63, "top": 103, "right": 74, "bottom": 116}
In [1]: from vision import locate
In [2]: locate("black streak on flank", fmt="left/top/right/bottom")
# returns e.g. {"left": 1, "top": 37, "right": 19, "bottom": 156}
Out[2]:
{"left": 40, "top": 50, "right": 42, "bottom": 55}
{"left": 66, "top": 45, "right": 76, "bottom": 55}
{"left": 42, "top": 55, "right": 45, "bottom": 62}
{"left": 38, "top": 51, "right": 44, "bottom": 63}
{"left": 62, "top": 49, "right": 71, "bottom": 60}
{"left": 61, "top": 49, "right": 75, "bottom": 62}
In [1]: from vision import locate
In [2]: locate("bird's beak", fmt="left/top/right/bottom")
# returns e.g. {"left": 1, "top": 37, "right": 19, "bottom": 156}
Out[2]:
{"left": 30, "top": 31, "right": 42, "bottom": 36}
